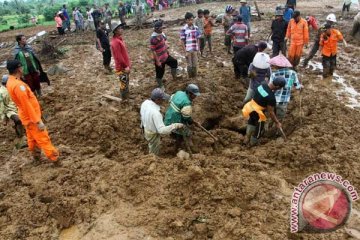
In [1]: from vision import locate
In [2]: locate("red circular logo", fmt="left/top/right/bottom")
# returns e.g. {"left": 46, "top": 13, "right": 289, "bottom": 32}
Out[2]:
{"left": 300, "top": 182, "right": 351, "bottom": 232}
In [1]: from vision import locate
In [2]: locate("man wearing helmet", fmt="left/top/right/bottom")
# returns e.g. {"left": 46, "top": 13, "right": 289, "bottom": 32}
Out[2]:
{"left": 302, "top": 13, "right": 337, "bottom": 67}
{"left": 164, "top": 84, "right": 200, "bottom": 147}
{"left": 140, "top": 88, "right": 184, "bottom": 155}
{"left": 242, "top": 78, "right": 285, "bottom": 146}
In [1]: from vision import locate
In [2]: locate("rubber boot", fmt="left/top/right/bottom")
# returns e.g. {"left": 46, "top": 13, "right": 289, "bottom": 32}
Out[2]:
{"left": 31, "top": 147, "right": 42, "bottom": 163}
{"left": 171, "top": 68, "right": 177, "bottom": 80}
{"left": 244, "top": 125, "right": 256, "bottom": 145}
{"left": 250, "top": 136, "right": 258, "bottom": 146}
{"left": 156, "top": 78, "right": 163, "bottom": 89}
{"left": 187, "top": 66, "right": 193, "bottom": 78}
{"left": 192, "top": 67, "right": 198, "bottom": 78}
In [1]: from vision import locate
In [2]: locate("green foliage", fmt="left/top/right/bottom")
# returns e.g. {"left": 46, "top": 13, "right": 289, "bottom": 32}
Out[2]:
{"left": 79, "top": 0, "right": 89, "bottom": 7}
{"left": 43, "top": 5, "right": 62, "bottom": 21}
{"left": 0, "top": 18, "right": 8, "bottom": 25}
{"left": 17, "top": 14, "right": 31, "bottom": 24}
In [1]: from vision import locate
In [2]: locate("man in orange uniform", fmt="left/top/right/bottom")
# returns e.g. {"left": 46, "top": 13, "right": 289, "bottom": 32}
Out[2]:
{"left": 319, "top": 23, "right": 347, "bottom": 78}
{"left": 285, "top": 10, "right": 309, "bottom": 68}
{"left": 6, "top": 60, "right": 59, "bottom": 162}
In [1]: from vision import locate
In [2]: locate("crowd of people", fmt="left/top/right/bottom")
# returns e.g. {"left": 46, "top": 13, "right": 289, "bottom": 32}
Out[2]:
{"left": 1, "top": 0, "right": 359, "bottom": 162}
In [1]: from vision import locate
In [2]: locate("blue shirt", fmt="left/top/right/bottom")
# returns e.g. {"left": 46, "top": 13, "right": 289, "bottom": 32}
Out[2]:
{"left": 270, "top": 68, "right": 301, "bottom": 104}
{"left": 239, "top": 5, "right": 251, "bottom": 24}
{"left": 62, "top": 8, "right": 69, "bottom": 20}
{"left": 283, "top": 8, "right": 294, "bottom": 23}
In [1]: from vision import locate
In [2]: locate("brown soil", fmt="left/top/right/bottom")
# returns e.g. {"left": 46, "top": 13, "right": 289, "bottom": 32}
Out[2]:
{"left": 0, "top": 1, "right": 360, "bottom": 239}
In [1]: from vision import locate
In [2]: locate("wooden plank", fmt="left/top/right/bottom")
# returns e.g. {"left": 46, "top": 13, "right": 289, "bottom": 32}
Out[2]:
{"left": 102, "top": 94, "right": 122, "bottom": 102}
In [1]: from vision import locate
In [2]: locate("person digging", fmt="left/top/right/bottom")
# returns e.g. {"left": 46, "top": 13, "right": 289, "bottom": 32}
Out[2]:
{"left": 242, "top": 77, "right": 286, "bottom": 146}
{"left": 164, "top": 84, "right": 201, "bottom": 152}
{"left": 140, "top": 88, "right": 184, "bottom": 156}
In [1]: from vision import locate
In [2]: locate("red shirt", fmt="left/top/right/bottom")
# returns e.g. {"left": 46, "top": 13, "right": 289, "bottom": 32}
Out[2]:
{"left": 307, "top": 16, "right": 318, "bottom": 31}
{"left": 111, "top": 35, "right": 131, "bottom": 71}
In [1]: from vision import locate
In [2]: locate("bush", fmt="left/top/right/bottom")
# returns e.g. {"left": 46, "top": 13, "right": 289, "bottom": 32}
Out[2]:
{"left": 43, "top": 5, "right": 61, "bottom": 21}
{"left": 0, "top": 17, "right": 7, "bottom": 25}
{"left": 17, "top": 14, "right": 31, "bottom": 24}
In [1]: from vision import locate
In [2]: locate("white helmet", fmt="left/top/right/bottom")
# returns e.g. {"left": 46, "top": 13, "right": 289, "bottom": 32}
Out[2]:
{"left": 253, "top": 53, "right": 270, "bottom": 69}
{"left": 326, "top": 13, "right": 337, "bottom": 23}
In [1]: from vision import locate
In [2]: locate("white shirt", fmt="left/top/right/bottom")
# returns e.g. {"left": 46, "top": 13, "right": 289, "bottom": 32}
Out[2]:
{"left": 87, "top": 11, "right": 93, "bottom": 21}
{"left": 140, "top": 99, "right": 174, "bottom": 134}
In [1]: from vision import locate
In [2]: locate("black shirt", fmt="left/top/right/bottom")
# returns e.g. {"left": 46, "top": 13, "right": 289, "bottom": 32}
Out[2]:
{"left": 96, "top": 29, "right": 110, "bottom": 48}
{"left": 271, "top": 19, "right": 287, "bottom": 42}
{"left": 234, "top": 44, "right": 258, "bottom": 65}
{"left": 253, "top": 84, "right": 276, "bottom": 108}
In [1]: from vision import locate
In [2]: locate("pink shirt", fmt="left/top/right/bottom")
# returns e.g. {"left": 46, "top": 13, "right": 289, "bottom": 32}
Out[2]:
{"left": 55, "top": 16, "right": 62, "bottom": 28}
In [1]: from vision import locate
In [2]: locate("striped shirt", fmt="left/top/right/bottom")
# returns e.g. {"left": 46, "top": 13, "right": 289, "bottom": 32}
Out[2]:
{"left": 180, "top": 24, "right": 201, "bottom": 52}
{"left": 270, "top": 68, "right": 301, "bottom": 104}
{"left": 150, "top": 32, "right": 169, "bottom": 64}
{"left": 226, "top": 22, "right": 248, "bottom": 47}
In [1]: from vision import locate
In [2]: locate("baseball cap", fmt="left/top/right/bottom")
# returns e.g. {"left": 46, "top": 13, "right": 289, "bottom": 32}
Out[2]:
{"left": 256, "top": 41, "right": 268, "bottom": 50}
{"left": 151, "top": 88, "right": 169, "bottom": 100}
{"left": 6, "top": 60, "right": 22, "bottom": 73}
{"left": 153, "top": 20, "right": 163, "bottom": 30}
{"left": 1, "top": 75, "right": 8, "bottom": 85}
{"left": 272, "top": 76, "right": 286, "bottom": 88}
{"left": 186, "top": 84, "right": 200, "bottom": 96}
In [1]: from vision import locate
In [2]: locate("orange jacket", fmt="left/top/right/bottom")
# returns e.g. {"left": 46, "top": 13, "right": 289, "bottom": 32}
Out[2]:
{"left": 6, "top": 75, "right": 41, "bottom": 125}
{"left": 286, "top": 18, "right": 309, "bottom": 45}
{"left": 320, "top": 29, "right": 343, "bottom": 57}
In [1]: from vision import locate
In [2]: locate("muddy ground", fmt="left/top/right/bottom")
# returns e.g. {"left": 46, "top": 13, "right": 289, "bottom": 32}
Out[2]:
{"left": 1, "top": 0, "right": 360, "bottom": 239}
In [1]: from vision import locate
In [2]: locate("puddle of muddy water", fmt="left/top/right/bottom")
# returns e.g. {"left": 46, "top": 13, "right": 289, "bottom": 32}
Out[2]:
{"left": 307, "top": 60, "right": 360, "bottom": 108}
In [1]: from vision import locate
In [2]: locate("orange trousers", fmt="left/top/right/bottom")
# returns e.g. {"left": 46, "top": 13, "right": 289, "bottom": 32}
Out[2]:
{"left": 25, "top": 123, "right": 59, "bottom": 161}
{"left": 288, "top": 44, "right": 304, "bottom": 67}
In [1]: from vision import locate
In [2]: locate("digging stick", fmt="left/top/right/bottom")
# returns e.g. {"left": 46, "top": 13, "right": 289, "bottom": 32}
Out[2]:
{"left": 279, "top": 127, "right": 287, "bottom": 141}
{"left": 195, "top": 123, "right": 218, "bottom": 141}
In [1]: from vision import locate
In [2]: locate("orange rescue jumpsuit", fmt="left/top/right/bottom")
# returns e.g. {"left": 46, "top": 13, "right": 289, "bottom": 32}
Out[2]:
{"left": 6, "top": 75, "right": 58, "bottom": 161}
{"left": 286, "top": 17, "right": 309, "bottom": 67}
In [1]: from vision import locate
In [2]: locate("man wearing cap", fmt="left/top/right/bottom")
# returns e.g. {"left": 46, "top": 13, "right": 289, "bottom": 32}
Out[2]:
{"left": 239, "top": 0, "right": 251, "bottom": 38}
{"left": 271, "top": 10, "right": 287, "bottom": 57}
{"left": 268, "top": 54, "right": 302, "bottom": 122}
{"left": 242, "top": 79, "right": 285, "bottom": 146}
{"left": 232, "top": 41, "right": 267, "bottom": 80}
{"left": 13, "top": 34, "right": 43, "bottom": 96}
{"left": 150, "top": 20, "right": 178, "bottom": 90}
{"left": 140, "top": 88, "right": 184, "bottom": 155}
{"left": 303, "top": 13, "right": 337, "bottom": 67}
{"left": 1, "top": 75, "right": 25, "bottom": 138}
{"left": 97, "top": 21, "right": 112, "bottom": 74}
{"left": 226, "top": 15, "right": 249, "bottom": 54}
{"left": 6, "top": 60, "right": 59, "bottom": 162}
{"left": 285, "top": 10, "right": 309, "bottom": 68}
{"left": 319, "top": 24, "right": 347, "bottom": 78}
{"left": 111, "top": 23, "right": 131, "bottom": 99}
{"left": 243, "top": 52, "right": 272, "bottom": 103}
{"left": 164, "top": 84, "right": 200, "bottom": 144}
